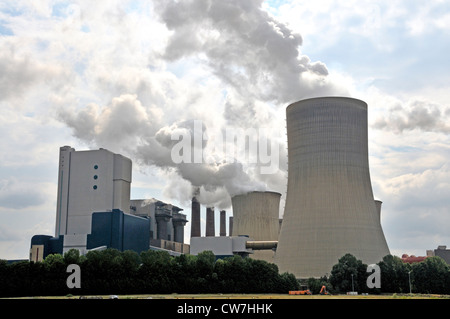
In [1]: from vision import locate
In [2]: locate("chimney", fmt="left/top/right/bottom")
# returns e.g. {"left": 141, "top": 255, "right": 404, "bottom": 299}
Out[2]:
{"left": 229, "top": 216, "right": 233, "bottom": 237}
{"left": 220, "top": 210, "right": 226, "bottom": 236}
{"left": 205, "top": 207, "right": 215, "bottom": 237}
{"left": 190, "top": 196, "right": 201, "bottom": 237}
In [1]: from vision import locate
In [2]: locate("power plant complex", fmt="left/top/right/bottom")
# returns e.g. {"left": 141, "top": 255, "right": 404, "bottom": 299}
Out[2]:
{"left": 30, "top": 96, "right": 391, "bottom": 279}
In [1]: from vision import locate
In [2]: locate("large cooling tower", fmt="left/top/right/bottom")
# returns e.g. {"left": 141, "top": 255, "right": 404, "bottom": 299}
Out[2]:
{"left": 275, "top": 97, "right": 390, "bottom": 278}
{"left": 231, "top": 191, "right": 281, "bottom": 262}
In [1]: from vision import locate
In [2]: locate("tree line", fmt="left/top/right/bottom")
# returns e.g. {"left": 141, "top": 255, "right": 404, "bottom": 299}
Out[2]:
{"left": 1, "top": 249, "right": 449, "bottom": 297}
{"left": 306, "top": 253, "right": 450, "bottom": 295}
{"left": 0, "top": 249, "right": 299, "bottom": 297}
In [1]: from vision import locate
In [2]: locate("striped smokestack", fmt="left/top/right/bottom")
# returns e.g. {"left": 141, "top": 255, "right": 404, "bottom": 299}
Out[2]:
{"left": 220, "top": 210, "right": 226, "bottom": 236}
{"left": 190, "top": 196, "right": 201, "bottom": 238}
{"left": 205, "top": 207, "right": 215, "bottom": 237}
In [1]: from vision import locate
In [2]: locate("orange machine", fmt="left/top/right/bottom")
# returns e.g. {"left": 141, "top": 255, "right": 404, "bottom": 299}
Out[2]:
{"left": 319, "top": 285, "right": 329, "bottom": 295}
{"left": 289, "top": 289, "right": 312, "bottom": 295}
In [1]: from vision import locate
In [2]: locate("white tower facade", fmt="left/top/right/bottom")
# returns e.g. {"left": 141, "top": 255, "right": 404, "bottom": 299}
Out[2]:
{"left": 275, "top": 97, "right": 390, "bottom": 278}
{"left": 55, "top": 146, "right": 132, "bottom": 237}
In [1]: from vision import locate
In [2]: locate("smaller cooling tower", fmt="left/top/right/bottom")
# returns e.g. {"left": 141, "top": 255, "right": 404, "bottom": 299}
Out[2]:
{"left": 231, "top": 191, "right": 281, "bottom": 263}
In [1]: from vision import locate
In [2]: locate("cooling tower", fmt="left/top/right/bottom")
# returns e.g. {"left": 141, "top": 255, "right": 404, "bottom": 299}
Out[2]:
{"left": 231, "top": 191, "right": 281, "bottom": 262}
{"left": 275, "top": 97, "right": 390, "bottom": 278}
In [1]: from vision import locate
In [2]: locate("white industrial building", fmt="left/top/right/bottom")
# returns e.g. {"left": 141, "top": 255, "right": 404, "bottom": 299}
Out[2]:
{"left": 55, "top": 146, "right": 132, "bottom": 253}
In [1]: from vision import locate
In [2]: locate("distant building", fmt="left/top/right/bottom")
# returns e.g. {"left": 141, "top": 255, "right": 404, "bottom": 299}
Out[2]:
{"left": 400, "top": 254, "right": 427, "bottom": 264}
{"left": 427, "top": 245, "right": 450, "bottom": 265}
{"left": 399, "top": 246, "right": 450, "bottom": 265}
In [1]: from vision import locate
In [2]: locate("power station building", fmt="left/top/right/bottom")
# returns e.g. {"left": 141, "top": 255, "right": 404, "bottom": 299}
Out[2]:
{"left": 30, "top": 146, "right": 189, "bottom": 261}
{"left": 275, "top": 97, "right": 390, "bottom": 278}
{"left": 54, "top": 146, "right": 132, "bottom": 252}
{"left": 130, "top": 199, "right": 189, "bottom": 254}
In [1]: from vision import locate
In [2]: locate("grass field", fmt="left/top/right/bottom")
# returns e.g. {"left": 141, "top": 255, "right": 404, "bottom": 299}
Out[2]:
{"left": 43, "top": 293, "right": 450, "bottom": 299}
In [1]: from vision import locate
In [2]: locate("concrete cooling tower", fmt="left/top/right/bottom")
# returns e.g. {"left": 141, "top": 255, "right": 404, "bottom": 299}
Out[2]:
{"left": 275, "top": 97, "right": 390, "bottom": 278}
{"left": 231, "top": 191, "right": 281, "bottom": 263}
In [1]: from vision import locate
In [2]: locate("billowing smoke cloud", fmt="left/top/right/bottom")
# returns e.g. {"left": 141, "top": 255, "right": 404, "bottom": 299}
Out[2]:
{"left": 153, "top": 0, "right": 340, "bottom": 121}
{"left": 58, "top": 0, "right": 345, "bottom": 209}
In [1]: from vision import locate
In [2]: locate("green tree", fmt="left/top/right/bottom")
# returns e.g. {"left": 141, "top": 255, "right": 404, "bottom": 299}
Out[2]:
{"left": 63, "top": 248, "right": 82, "bottom": 265}
{"left": 411, "top": 256, "right": 450, "bottom": 294}
{"left": 44, "top": 253, "right": 65, "bottom": 268}
{"left": 378, "top": 254, "right": 410, "bottom": 293}
{"left": 139, "top": 250, "right": 174, "bottom": 293}
{"left": 329, "top": 253, "right": 368, "bottom": 293}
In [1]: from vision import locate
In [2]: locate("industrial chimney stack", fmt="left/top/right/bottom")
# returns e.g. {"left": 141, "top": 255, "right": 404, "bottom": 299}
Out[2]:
{"left": 190, "top": 196, "right": 201, "bottom": 238}
{"left": 220, "top": 210, "right": 226, "bottom": 236}
{"left": 205, "top": 207, "right": 215, "bottom": 237}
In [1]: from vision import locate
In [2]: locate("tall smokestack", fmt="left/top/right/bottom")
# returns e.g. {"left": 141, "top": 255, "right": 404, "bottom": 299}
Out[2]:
{"left": 229, "top": 216, "right": 233, "bottom": 237}
{"left": 205, "top": 207, "right": 215, "bottom": 237}
{"left": 275, "top": 97, "right": 390, "bottom": 278}
{"left": 220, "top": 210, "right": 226, "bottom": 236}
{"left": 190, "top": 196, "right": 201, "bottom": 238}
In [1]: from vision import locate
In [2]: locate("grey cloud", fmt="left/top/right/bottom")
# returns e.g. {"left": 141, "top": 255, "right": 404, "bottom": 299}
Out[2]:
{"left": 373, "top": 100, "right": 450, "bottom": 134}
{"left": 0, "top": 44, "right": 45, "bottom": 101}
{"left": 0, "top": 178, "right": 47, "bottom": 210}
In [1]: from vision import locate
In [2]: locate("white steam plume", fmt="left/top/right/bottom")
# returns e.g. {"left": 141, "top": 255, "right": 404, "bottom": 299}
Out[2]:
{"left": 58, "top": 0, "right": 346, "bottom": 208}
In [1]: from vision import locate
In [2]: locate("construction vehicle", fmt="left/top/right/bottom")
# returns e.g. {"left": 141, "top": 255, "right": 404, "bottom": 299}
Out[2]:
{"left": 319, "top": 285, "right": 329, "bottom": 295}
{"left": 289, "top": 285, "right": 312, "bottom": 295}
{"left": 288, "top": 289, "right": 312, "bottom": 295}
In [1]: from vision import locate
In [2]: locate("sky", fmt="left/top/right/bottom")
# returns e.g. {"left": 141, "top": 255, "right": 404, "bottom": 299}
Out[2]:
{"left": 1, "top": 0, "right": 450, "bottom": 260}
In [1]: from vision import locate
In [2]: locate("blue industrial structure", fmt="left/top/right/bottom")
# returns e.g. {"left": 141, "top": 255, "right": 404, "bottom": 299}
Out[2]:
{"left": 30, "top": 209, "right": 150, "bottom": 260}
{"left": 87, "top": 210, "right": 150, "bottom": 253}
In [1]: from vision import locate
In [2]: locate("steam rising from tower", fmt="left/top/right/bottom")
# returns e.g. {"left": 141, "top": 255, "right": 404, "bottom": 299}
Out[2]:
{"left": 275, "top": 97, "right": 390, "bottom": 278}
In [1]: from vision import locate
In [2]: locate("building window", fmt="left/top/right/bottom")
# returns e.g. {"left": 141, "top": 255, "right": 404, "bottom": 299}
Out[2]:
{"left": 94, "top": 164, "right": 98, "bottom": 169}
{"left": 93, "top": 175, "right": 98, "bottom": 180}
{"left": 93, "top": 185, "right": 98, "bottom": 190}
